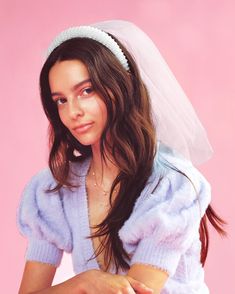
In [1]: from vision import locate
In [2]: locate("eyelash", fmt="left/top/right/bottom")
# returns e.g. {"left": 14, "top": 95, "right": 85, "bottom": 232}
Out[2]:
{"left": 83, "top": 86, "right": 94, "bottom": 95}
{"left": 54, "top": 86, "right": 94, "bottom": 105}
{"left": 55, "top": 98, "right": 66, "bottom": 105}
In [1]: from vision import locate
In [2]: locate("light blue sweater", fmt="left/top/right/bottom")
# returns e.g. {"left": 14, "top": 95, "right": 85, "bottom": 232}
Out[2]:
{"left": 17, "top": 142, "right": 211, "bottom": 293}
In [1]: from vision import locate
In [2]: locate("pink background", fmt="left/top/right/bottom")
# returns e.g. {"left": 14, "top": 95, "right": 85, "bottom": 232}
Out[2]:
{"left": 1, "top": 0, "right": 234, "bottom": 292}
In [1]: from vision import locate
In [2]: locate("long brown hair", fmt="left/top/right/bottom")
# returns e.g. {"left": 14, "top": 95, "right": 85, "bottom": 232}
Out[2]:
{"left": 39, "top": 35, "right": 226, "bottom": 272}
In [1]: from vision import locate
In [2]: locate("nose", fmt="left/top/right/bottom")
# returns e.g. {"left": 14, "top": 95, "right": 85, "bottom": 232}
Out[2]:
{"left": 68, "top": 98, "right": 84, "bottom": 119}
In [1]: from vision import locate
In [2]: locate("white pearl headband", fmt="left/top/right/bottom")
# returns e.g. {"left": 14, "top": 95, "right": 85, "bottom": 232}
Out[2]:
{"left": 46, "top": 26, "right": 130, "bottom": 71}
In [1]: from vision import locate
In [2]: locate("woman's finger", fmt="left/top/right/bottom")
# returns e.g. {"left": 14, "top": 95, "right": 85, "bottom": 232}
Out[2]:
{"left": 126, "top": 276, "right": 154, "bottom": 293}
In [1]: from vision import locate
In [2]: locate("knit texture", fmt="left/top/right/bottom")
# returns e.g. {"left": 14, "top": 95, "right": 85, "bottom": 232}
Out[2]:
{"left": 17, "top": 142, "right": 211, "bottom": 293}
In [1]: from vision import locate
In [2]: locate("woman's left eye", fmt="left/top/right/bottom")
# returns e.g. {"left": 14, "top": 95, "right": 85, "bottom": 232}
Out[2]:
{"left": 81, "top": 87, "right": 94, "bottom": 97}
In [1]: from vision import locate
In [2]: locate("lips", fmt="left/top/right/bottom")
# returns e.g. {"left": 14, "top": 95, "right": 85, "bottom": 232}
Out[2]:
{"left": 73, "top": 122, "right": 94, "bottom": 134}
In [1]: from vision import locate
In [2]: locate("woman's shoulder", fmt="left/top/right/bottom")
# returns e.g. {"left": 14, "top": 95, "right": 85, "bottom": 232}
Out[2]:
{"left": 23, "top": 167, "right": 55, "bottom": 190}
{"left": 118, "top": 142, "right": 211, "bottom": 276}
{"left": 119, "top": 141, "right": 212, "bottom": 240}
{"left": 149, "top": 141, "right": 211, "bottom": 201}
{"left": 17, "top": 165, "right": 75, "bottom": 262}
{"left": 16, "top": 157, "right": 92, "bottom": 266}
{"left": 18, "top": 167, "right": 64, "bottom": 232}
{"left": 23, "top": 156, "right": 91, "bottom": 190}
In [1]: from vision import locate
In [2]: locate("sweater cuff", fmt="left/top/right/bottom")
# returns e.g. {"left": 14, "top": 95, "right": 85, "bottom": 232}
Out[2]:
{"left": 25, "top": 238, "right": 63, "bottom": 267}
{"left": 130, "top": 237, "right": 181, "bottom": 277}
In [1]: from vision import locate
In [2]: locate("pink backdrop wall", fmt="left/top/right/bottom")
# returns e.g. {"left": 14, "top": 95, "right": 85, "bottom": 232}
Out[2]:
{"left": 1, "top": 0, "right": 234, "bottom": 292}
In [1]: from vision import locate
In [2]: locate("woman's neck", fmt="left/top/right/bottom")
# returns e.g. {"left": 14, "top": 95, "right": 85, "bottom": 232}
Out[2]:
{"left": 90, "top": 143, "right": 119, "bottom": 188}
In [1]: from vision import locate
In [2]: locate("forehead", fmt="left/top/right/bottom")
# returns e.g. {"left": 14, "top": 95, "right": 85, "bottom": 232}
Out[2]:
{"left": 49, "top": 60, "right": 90, "bottom": 91}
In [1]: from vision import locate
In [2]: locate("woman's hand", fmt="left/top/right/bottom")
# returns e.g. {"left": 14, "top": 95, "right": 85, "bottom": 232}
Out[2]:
{"left": 18, "top": 261, "right": 153, "bottom": 294}
{"left": 77, "top": 269, "right": 154, "bottom": 294}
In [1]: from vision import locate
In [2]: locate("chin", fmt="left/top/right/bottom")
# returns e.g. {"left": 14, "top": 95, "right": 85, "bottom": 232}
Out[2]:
{"left": 74, "top": 136, "right": 100, "bottom": 147}
{"left": 70, "top": 130, "right": 101, "bottom": 147}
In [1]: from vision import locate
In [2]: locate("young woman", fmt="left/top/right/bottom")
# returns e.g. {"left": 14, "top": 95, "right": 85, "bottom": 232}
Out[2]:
{"left": 17, "top": 20, "right": 225, "bottom": 293}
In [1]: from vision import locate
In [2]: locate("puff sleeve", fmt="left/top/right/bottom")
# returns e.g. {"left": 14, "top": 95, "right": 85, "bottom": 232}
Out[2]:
{"left": 17, "top": 168, "right": 72, "bottom": 267}
{"left": 118, "top": 161, "right": 211, "bottom": 277}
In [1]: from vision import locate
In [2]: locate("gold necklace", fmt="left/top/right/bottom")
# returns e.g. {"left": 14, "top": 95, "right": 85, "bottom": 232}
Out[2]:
{"left": 90, "top": 165, "right": 118, "bottom": 196}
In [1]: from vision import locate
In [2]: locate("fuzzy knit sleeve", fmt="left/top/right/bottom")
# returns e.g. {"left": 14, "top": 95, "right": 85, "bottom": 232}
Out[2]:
{"left": 118, "top": 159, "right": 211, "bottom": 277}
{"left": 17, "top": 168, "right": 72, "bottom": 267}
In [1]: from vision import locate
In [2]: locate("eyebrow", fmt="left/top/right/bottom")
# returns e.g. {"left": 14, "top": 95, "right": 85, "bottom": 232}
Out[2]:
{"left": 51, "top": 79, "right": 91, "bottom": 97}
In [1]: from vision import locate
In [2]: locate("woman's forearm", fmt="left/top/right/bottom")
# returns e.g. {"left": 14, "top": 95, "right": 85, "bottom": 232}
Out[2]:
{"left": 27, "top": 269, "right": 153, "bottom": 294}
{"left": 27, "top": 274, "right": 84, "bottom": 294}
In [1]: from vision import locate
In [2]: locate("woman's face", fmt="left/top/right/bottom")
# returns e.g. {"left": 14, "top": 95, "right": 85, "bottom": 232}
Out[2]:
{"left": 49, "top": 60, "right": 107, "bottom": 147}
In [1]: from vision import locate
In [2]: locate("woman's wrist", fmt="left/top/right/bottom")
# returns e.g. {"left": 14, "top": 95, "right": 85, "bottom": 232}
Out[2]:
{"left": 75, "top": 269, "right": 102, "bottom": 292}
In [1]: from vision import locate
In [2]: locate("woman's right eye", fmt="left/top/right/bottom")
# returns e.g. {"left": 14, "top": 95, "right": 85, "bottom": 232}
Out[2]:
{"left": 55, "top": 98, "right": 66, "bottom": 105}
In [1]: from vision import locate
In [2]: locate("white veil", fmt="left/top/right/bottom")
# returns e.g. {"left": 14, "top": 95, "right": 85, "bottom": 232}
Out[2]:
{"left": 91, "top": 20, "right": 213, "bottom": 166}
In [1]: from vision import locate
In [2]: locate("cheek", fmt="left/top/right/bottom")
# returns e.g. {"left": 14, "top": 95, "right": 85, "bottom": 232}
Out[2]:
{"left": 102, "top": 109, "right": 108, "bottom": 127}
{"left": 57, "top": 108, "right": 69, "bottom": 126}
{"left": 98, "top": 108, "right": 108, "bottom": 131}
{"left": 96, "top": 100, "right": 108, "bottom": 124}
